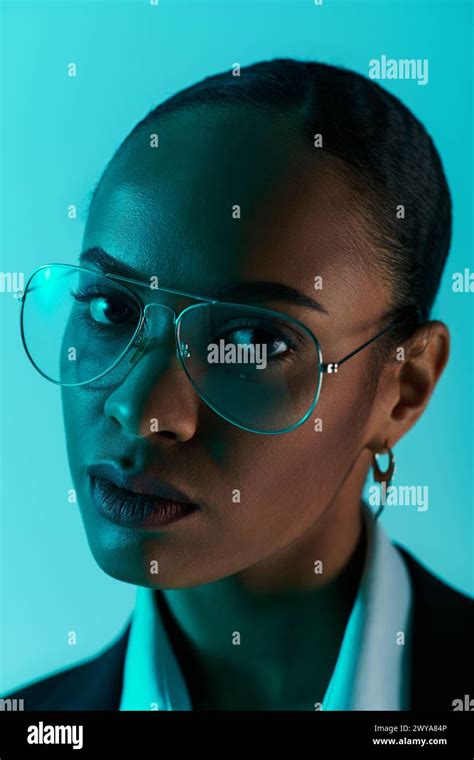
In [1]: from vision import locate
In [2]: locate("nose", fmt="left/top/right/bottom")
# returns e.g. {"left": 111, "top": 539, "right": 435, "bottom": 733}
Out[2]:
{"left": 104, "top": 305, "right": 199, "bottom": 441}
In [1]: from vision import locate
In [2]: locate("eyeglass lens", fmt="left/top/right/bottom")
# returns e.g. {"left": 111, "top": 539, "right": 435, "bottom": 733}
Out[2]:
{"left": 21, "top": 265, "right": 322, "bottom": 433}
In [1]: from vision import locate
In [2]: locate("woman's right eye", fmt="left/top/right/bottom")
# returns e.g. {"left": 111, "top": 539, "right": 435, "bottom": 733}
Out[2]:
{"left": 72, "top": 289, "right": 139, "bottom": 326}
{"left": 88, "top": 295, "right": 136, "bottom": 325}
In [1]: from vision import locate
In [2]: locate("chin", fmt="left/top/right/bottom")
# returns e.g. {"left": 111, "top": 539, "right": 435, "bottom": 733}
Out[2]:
{"left": 83, "top": 531, "right": 204, "bottom": 588}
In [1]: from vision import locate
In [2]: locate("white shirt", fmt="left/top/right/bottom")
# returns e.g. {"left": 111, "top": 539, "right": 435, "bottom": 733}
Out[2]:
{"left": 119, "top": 504, "right": 413, "bottom": 711}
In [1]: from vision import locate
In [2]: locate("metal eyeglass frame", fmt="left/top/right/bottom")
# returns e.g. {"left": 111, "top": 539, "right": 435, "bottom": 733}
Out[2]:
{"left": 19, "top": 263, "right": 414, "bottom": 435}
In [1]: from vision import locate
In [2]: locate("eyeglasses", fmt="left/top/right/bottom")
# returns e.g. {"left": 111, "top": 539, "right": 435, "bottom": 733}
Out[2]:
{"left": 19, "top": 263, "right": 410, "bottom": 435}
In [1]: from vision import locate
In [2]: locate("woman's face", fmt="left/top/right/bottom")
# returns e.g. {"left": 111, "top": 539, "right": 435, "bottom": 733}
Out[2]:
{"left": 62, "top": 106, "right": 392, "bottom": 588}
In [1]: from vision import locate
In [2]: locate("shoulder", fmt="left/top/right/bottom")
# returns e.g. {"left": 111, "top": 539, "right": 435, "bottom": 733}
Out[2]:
{"left": 1, "top": 624, "right": 130, "bottom": 711}
{"left": 395, "top": 544, "right": 473, "bottom": 710}
{"left": 397, "top": 544, "right": 471, "bottom": 613}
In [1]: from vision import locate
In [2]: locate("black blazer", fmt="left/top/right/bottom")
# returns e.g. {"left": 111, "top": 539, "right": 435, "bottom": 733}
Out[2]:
{"left": 3, "top": 546, "right": 473, "bottom": 711}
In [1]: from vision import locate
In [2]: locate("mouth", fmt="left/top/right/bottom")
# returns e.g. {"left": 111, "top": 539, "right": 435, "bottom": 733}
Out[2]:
{"left": 87, "top": 469, "right": 200, "bottom": 530}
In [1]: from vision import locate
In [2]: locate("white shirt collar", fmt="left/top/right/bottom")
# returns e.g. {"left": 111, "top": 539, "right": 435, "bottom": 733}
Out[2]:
{"left": 119, "top": 504, "right": 412, "bottom": 711}
{"left": 322, "top": 504, "right": 412, "bottom": 709}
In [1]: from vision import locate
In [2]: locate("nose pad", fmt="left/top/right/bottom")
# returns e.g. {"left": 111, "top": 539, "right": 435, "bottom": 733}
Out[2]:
{"left": 127, "top": 304, "right": 186, "bottom": 368}
{"left": 128, "top": 318, "right": 150, "bottom": 365}
{"left": 178, "top": 341, "right": 191, "bottom": 361}
{"left": 129, "top": 333, "right": 150, "bottom": 365}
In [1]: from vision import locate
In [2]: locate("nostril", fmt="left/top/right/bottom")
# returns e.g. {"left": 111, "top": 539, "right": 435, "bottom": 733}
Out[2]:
{"left": 120, "top": 456, "right": 135, "bottom": 469}
{"left": 157, "top": 430, "right": 175, "bottom": 440}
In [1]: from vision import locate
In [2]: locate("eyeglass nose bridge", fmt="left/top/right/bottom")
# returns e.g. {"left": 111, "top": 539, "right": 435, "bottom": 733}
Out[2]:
{"left": 141, "top": 301, "right": 178, "bottom": 321}
{"left": 129, "top": 301, "right": 189, "bottom": 366}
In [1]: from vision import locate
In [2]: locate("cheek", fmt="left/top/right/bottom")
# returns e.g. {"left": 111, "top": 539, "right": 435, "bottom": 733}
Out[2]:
{"left": 61, "top": 387, "right": 105, "bottom": 480}
{"left": 62, "top": 386, "right": 103, "bottom": 432}
{"left": 204, "top": 370, "right": 372, "bottom": 556}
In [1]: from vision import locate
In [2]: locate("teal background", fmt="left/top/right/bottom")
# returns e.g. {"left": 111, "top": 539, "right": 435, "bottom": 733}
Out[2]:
{"left": 1, "top": 0, "right": 472, "bottom": 692}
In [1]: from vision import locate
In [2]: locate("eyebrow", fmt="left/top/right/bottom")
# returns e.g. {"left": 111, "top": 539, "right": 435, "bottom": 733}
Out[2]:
{"left": 80, "top": 247, "right": 145, "bottom": 281}
{"left": 79, "top": 246, "right": 329, "bottom": 315}
{"left": 215, "top": 282, "right": 328, "bottom": 314}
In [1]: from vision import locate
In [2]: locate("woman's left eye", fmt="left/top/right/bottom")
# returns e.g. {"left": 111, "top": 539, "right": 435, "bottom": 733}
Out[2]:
{"left": 222, "top": 327, "right": 289, "bottom": 358}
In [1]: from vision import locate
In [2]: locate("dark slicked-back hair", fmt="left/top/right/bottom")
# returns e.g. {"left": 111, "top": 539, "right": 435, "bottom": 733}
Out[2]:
{"left": 96, "top": 58, "right": 452, "bottom": 347}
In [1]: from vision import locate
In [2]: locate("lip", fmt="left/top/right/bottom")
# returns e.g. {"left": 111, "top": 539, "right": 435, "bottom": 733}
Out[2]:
{"left": 87, "top": 463, "right": 200, "bottom": 529}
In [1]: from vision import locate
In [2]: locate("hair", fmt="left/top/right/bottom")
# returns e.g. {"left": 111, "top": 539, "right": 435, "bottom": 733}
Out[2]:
{"left": 93, "top": 58, "right": 452, "bottom": 356}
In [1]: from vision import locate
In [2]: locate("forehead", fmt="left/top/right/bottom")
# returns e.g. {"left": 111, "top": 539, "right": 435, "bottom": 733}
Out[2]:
{"left": 83, "top": 106, "right": 375, "bottom": 305}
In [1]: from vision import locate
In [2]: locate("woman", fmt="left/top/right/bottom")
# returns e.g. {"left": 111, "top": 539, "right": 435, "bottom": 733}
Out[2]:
{"left": 7, "top": 59, "right": 472, "bottom": 711}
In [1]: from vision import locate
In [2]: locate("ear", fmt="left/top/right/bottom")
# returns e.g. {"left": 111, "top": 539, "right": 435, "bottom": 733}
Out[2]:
{"left": 384, "top": 320, "right": 450, "bottom": 446}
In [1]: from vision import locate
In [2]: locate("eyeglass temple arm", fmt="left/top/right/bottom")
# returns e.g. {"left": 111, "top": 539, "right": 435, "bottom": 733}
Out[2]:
{"left": 320, "top": 312, "right": 417, "bottom": 374}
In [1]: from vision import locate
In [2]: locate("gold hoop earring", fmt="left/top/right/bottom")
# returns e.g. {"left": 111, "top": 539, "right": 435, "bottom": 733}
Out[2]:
{"left": 372, "top": 441, "right": 396, "bottom": 520}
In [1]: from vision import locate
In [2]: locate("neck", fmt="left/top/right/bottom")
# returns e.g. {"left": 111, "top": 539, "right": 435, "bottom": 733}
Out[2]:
{"left": 156, "top": 499, "right": 368, "bottom": 710}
